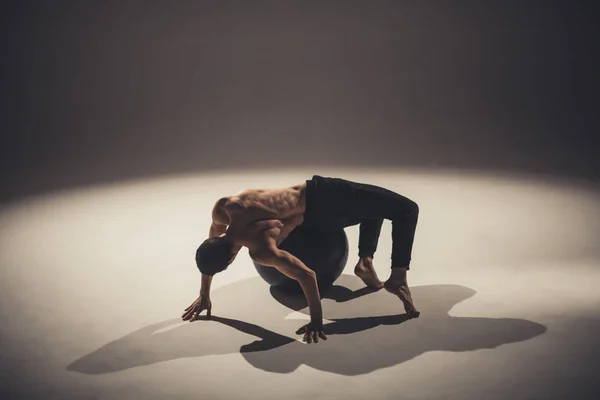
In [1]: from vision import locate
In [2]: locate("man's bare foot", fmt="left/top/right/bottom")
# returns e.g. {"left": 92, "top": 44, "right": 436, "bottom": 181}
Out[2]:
{"left": 384, "top": 274, "right": 420, "bottom": 318}
{"left": 354, "top": 257, "right": 384, "bottom": 289}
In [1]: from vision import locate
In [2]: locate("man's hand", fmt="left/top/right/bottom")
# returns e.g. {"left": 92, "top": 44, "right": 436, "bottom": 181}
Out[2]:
{"left": 182, "top": 295, "right": 212, "bottom": 321}
{"left": 296, "top": 321, "right": 327, "bottom": 344}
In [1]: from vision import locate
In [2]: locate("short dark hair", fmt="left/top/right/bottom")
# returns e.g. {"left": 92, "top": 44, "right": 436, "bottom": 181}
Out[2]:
{"left": 195, "top": 236, "right": 234, "bottom": 276}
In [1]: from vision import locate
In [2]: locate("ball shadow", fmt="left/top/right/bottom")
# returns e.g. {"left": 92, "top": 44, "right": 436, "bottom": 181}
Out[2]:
{"left": 67, "top": 275, "right": 547, "bottom": 376}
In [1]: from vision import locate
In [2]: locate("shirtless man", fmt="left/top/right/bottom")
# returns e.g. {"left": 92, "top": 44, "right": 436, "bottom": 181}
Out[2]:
{"left": 182, "top": 175, "right": 420, "bottom": 344}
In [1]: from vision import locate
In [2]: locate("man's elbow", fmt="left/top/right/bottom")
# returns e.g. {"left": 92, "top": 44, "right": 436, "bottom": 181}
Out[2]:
{"left": 287, "top": 261, "right": 316, "bottom": 283}
{"left": 296, "top": 269, "right": 317, "bottom": 285}
{"left": 298, "top": 266, "right": 316, "bottom": 279}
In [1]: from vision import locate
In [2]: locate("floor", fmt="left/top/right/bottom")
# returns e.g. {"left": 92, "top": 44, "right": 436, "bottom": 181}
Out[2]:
{"left": 1, "top": 167, "right": 599, "bottom": 399}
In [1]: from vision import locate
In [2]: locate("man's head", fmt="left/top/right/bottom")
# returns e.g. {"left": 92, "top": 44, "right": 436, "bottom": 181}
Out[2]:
{"left": 195, "top": 235, "right": 237, "bottom": 276}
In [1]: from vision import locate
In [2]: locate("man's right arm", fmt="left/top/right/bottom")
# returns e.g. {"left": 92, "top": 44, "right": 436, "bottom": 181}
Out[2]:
{"left": 201, "top": 222, "right": 227, "bottom": 296}
{"left": 182, "top": 210, "right": 229, "bottom": 321}
{"left": 200, "top": 273, "right": 213, "bottom": 296}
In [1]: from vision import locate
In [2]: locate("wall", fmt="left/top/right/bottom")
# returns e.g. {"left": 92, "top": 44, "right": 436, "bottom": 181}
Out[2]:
{"left": 1, "top": 0, "right": 599, "bottom": 202}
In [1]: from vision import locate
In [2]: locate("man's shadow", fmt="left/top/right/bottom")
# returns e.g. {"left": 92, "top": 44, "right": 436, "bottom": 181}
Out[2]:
{"left": 67, "top": 275, "right": 547, "bottom": 376}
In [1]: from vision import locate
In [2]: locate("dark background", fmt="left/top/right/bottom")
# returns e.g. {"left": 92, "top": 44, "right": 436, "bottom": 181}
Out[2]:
{"left": 1, "top": 0, "right": 599, "bottom": 203}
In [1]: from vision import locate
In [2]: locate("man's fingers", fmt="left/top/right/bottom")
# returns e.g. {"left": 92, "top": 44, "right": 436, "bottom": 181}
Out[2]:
{"left": 192, "top": 309, "right": 201, "bottom": 321}
{"left": 190, "top": 308, "right": 203, "bottom": 321}
{"left": 182, "top": 311, "right": 195, "bottom": 321}
{"left": 182, "top": 309, "right": 194, "bottom": 320}
{"left": 190, "top": 297, "right": 202, "bottom": 307}
{"left": 296, "top": 324, "right": 330, "bottom": 344}
{"left": 295, "top": 325, "right": 328, "bottom": 343}
{"left": 183, "top": 306, "right": 196, "bottom": 316}
{"left": 184, "top": 298, "right": 201, "bottom": 312}
{"left": 188, "top": 312, "right": 210, "bottom": 322}
{"left": 182, "top": 305, "right": 205, "bottom": 321}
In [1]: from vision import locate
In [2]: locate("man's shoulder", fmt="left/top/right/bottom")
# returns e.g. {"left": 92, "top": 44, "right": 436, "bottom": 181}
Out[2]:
{"left": 212, "top": 197, "right": 234, "bottom": 225}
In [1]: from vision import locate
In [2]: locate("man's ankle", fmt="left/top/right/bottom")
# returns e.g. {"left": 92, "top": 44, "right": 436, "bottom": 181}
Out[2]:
{"left": 389, "top": 267, "right": 408, "bottom": 284}
{"left": 358, "top": 256, "right": 374, "bottom": 265}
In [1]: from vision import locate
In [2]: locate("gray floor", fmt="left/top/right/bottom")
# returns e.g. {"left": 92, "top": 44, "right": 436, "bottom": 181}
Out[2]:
{"left": 1, "top": 168, "right": 599, "bottom": 399}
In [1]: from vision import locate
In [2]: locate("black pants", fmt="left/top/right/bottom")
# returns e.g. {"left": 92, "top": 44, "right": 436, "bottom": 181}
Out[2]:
{"left": 303, "top": 175, "right": 419, "bottom": 269}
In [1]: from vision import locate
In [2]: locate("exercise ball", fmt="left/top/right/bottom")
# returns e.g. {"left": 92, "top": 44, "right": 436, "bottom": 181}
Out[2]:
{"left": 253, "top": 226, "right": 349, "bottom": 294}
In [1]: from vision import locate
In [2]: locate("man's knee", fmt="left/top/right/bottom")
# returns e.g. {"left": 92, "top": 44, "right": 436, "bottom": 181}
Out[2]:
{"left": 405, "top": 199, "right": 419, "bottom": 217}
{"left": 391, "top": 199, "right": 418, "bottom": 222}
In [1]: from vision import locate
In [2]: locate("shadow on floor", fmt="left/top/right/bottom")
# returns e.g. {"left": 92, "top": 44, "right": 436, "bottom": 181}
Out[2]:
{"left": 67, "top": 275, "right": 547, "bottom": 376}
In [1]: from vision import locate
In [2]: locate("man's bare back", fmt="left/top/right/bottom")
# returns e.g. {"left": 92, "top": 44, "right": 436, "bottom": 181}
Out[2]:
{"left": 213, "top": 182, "right": 308, "bottom": 250}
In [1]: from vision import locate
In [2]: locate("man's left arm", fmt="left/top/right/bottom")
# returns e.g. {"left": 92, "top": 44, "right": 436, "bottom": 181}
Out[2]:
{"left": 254, "top": 246, "right": 327, "bottom": 344}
